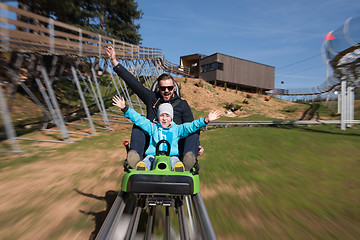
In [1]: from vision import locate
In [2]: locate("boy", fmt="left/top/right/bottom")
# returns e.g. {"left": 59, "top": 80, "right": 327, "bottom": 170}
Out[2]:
{"left": 112, "top": 95, "right": 221, "bottom": 172}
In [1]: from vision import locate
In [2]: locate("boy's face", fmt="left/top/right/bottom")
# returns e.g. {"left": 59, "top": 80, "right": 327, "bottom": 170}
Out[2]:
{"left": 159, "top": 113, "right": 172, "bottom": 128}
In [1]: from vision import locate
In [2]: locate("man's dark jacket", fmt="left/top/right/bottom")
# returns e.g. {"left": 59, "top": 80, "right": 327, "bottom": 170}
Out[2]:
{"left": 113, "top": 64, "right": 195, "bottom": 124}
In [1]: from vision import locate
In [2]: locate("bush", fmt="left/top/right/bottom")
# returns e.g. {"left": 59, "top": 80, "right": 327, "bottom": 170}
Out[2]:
{"left": 224, "top": 102, "right": 242, "bottom": 112}
{"left": 195, "top": 79, "right": 203, "bottom": 88}
{"left": 282, "top": 107, "right": 297, "bottom": 113}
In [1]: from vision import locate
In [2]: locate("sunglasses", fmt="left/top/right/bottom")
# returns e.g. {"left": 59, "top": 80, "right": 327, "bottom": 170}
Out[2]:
{"left": 159, "top": 86, "right": 174, "bottom": 91}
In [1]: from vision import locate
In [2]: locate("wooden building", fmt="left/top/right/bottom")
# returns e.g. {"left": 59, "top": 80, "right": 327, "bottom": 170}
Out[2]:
{"left": 180, "top": 53, "right": 274, "bottom": 92}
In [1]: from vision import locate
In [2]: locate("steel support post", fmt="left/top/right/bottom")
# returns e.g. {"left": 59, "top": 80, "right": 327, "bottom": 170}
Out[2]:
{"left": 91, "top": 67, "right": 112, "bottom": 130}
{"left": 7, "top": 66, "right": 54, "bottom": 127}
{"left": 117, "top": 60, "right": 134, "bottom": 109}
{"left": 79, "top": 70, "right": 106, "bottom": 129}
{"left": 78, "top": 69, "right": 101, "bottom": 108}
{"left": 117, "top": 73, "right": 133, "bottom": 108}
{"left": 124, "top": 60, "right": 144, "bottom": 115}
{"left": 70, "top": 66, "right": 97, "bottom": 135}
{"left": 0, "top": 84, "right": 22, "bottom": 153}
{"left": 107, "top": 65, "right": 130, "bottom": 105}
{"left": 144, "top": 60, "right": 156, "bottom": 88}
{"left": 350, "top": 86, "right": 355, "bottom": 124}
{"left": 40, "top": 61, "right": 71, "bottom": 141}
{"left": 64, "top": 75, "right": 76, "bottom": 122}
{"left": 347, "top": 86, "right": 354, "bottom": 127}
{"left": 0, "top": 3, "right": 10, "bottom": 51}
{"left": 35, "top": 78, "right": 62, "bottom": 129}
{"left": 341, "top": 80, "right": 347, "bottom": 130}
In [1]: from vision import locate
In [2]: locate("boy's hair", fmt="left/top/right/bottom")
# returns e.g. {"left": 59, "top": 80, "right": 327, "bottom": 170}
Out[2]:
{"left": 158, "top": 103, "right": 173, "bottom": 119}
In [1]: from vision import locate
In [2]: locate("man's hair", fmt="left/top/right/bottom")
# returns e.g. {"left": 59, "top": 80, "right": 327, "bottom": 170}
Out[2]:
{"left": 157, "top": 73, "right": 174, "bottom": 83}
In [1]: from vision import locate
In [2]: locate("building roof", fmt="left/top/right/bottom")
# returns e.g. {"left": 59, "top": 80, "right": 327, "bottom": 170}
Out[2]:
{"left": 202, "top": 52, "right": 275, "bottom": 68}
{"left": 180, "top": 53, "right": 208, "bottom": 59}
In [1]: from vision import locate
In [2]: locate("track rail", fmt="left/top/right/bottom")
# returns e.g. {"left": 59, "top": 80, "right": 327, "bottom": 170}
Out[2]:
{"left": 95, "top": 192, "right": 217, "bottom": 240}
{"left": 208, "top": 120, "right": 360, "bottom": 127}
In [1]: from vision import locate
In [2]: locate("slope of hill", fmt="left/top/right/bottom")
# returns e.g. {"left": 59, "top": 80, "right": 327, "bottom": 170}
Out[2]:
{"left": 176, "top": 77, "right": 330, "bottom": 120}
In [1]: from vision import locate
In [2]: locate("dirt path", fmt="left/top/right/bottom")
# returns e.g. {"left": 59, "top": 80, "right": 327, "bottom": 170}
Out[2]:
{"left": 0, "top": 125, "right": 129, "bottom": 239}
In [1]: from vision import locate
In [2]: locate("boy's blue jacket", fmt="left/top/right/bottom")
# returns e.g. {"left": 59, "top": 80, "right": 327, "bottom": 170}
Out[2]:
{"left": 123, "top": 107, "right": 207, "bottom": 156}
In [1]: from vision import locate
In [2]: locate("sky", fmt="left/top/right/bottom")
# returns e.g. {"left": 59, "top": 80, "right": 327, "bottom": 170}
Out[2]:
{"left": 136, "top": 0, "right": 360, "bottom": 90}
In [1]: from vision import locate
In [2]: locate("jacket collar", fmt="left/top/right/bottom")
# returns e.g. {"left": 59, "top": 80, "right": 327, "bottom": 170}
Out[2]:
{"left": 155, "top": 121, "right": 174, "bottom": 129}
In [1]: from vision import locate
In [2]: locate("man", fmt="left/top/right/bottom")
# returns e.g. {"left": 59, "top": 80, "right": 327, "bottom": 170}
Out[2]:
{"left": 107, "top": 46, "right": 200, "bottom": 170}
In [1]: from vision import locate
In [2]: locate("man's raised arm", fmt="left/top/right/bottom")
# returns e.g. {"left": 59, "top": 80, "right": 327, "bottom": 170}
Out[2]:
{"left": 107, "top": 46, "right": 153, "bottom": 102}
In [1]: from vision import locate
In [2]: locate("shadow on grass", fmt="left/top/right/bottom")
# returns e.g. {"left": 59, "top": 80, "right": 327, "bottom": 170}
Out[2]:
{"left": 74, "top": 188, "right": 118, "bottom": 240}
{"left": 299, "top": 103, "right": 320, "bottom": 120}
{"left": 277, "top": 125, "right": 360, "bottom": 137}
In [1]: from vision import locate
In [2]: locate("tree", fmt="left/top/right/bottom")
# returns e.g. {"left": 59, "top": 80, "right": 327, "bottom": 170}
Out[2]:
{"left": 18, "top": 0, "right": 143, "bottom": 44}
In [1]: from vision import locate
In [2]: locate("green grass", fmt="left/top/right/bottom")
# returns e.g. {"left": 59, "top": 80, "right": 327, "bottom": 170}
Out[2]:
{"left": 199, "top": 125, "right": 360, "bottom": 239}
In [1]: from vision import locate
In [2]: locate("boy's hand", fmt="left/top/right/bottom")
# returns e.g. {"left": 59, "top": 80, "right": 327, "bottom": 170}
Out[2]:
{"left": 112, "top": 95, "right": 126, "bottom": 109}
{"left": 106, "top": 46, "right": 119, "bottom": 66}
{"left": 206, "top": 110, "right": 221, "bottom": 123}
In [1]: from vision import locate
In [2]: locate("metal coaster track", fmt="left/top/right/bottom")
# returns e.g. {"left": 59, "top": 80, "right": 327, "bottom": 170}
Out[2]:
{"left": 0, "top": 3, "right": 190, "bottom": 152}
{"left": 269, "top": 16, "right": 360, "bottom": 97}
{"left": 0, "top": 2, "right": 190, "bottom": 76}
{"left": 95, "top": 191, "right": 217, "bottom": 240}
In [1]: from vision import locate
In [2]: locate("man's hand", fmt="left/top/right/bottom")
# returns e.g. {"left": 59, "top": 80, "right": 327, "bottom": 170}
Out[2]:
{"left": 205, "top": 110, "right": 221, "bottom": 123}
{"left": 112, "top": 95, "right": 126, "bottom": 109}
{"left": 198, "top": 144, "right": 204, "bottom": 155}
{"left": 106, "top": 46, "right": 119, "bottom": 66}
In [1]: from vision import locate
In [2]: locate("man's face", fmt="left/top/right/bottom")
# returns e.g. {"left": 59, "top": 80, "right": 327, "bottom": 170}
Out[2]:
{"left": 159, "top": 113, "right": 172, "bottom": 128}
{"left": 158, "top": 79, "right": 175, "bottom": 101}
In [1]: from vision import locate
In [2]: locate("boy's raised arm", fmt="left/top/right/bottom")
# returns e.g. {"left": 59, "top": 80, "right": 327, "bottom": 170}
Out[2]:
{"left": 112, "top": 95, "right": 154, "bottom": 135}
{"left": 178, "top": 110, "right": 221, "bottom": 139}
{"left": 112, "top": 95, "right": 126, "bottom": 109}
{"left": 204, "top": 110, "right": 221, "bottom": 124}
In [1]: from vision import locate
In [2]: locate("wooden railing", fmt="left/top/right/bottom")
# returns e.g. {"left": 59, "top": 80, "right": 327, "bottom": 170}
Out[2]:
{"left": 0, "top": 2, "right": 190, "bottom": 75}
